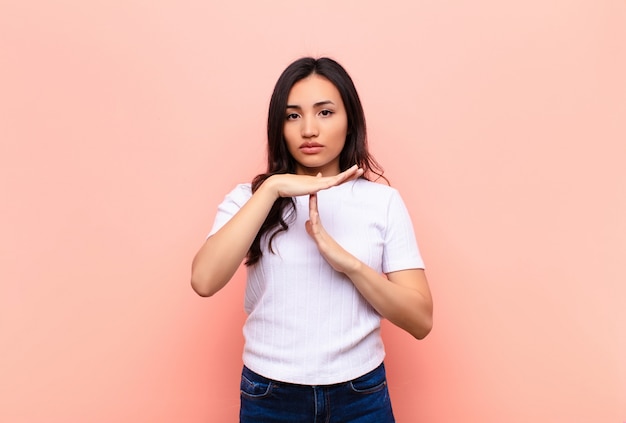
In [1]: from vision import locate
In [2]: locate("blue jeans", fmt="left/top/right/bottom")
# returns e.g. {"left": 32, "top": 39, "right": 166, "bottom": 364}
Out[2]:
{"left": 239, "top": 362, "right": 395, "bottom": 423}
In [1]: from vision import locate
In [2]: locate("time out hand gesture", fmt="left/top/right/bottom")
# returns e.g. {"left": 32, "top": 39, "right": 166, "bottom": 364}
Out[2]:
{"left": 269, "top": 165, "right": 363, "bottom": 198}
{"left": 304, "top": 176, "right": 360, "bottom": 274}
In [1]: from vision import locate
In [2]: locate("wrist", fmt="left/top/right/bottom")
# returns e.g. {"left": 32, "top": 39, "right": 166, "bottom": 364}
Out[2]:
{"left": 258, "top": 175, "right": 281, "bottom": 201}
{"left": 342, "top": 256, "right": 363, "bottom": 277}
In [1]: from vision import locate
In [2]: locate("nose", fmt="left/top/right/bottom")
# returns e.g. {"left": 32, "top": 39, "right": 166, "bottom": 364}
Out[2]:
{"left": 301, "top": 116, "right": 319, "bottom": 138}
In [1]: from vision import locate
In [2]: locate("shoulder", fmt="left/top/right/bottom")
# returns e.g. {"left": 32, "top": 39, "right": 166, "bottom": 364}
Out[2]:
{"left": 220, "top": 183, "right": 252, "bottom": 205}
{"left": 228, "top": 183, "right": 252, "bottom": 196}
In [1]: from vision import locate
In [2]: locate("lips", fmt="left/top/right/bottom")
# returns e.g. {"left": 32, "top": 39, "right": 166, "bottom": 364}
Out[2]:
{"left": 299, "top": 142, "right": 324, "bottom": 154}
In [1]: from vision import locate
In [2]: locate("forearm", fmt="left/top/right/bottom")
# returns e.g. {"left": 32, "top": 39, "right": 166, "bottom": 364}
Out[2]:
{"left": 344, "top": 264, "right": 433, "bottom": 339}
{"left": 191, "top": 181, "right": 278, "bottom": 297}
{"left": 305, "top": 191, "right": 433, "bottom": 339}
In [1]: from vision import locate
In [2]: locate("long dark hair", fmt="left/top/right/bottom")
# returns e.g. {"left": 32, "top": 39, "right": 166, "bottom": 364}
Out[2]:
{"left": 245, "top": 57, "right": 385, "bottom": 266}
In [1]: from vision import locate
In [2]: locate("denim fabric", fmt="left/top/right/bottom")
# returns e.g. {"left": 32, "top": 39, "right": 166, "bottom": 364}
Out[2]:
{"left": 240, "top": 362, "right": 395, "bottom": 423}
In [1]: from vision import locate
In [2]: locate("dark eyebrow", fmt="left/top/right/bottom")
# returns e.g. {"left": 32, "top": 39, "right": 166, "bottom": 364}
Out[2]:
{"left": 286, "top": 100, "right": 336, "bottom": 110}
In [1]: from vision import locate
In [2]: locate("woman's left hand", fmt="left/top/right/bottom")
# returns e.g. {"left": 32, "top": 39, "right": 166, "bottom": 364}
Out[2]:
{"left": 305, "top": 188, "right": 359, "bottom": 274}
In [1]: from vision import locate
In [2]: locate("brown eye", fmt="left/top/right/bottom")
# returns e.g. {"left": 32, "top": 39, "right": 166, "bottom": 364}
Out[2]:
{"left": 319, "top": 110, "right": 333, "bottom": 117}
{"left": 286, "top": 113, "right": 300, "bottom": 120}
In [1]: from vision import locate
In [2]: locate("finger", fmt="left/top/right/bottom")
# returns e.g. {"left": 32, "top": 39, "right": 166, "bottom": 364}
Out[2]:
{"left": 309, "top": 192, "right": 318, "bottom": 222}
{"left": 340, "top": 164, "right": 363, "bottom": 181}
{"left": 341, "top": 164, "right": 358, "bottom": 178}
{"left": 314, "top": 165, "right": 363, "bottom": 192}
{"left": 306, "top": 193, "right": 320, "bottom": 238}
{"left": 326, "top": 165, "right": 357, "bottom": 186}
{"left": 345, "top": 168, "right": 364, "bottom": 182}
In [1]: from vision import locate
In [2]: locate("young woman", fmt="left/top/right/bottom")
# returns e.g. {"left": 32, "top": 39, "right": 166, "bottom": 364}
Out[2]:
{"left": 191, "top": 57, "right": 433, "bottom": 422}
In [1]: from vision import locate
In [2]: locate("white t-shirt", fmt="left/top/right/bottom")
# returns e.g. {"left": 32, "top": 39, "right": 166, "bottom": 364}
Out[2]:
{"left": 208, "top": 178, "right": 424, "bottom": 385}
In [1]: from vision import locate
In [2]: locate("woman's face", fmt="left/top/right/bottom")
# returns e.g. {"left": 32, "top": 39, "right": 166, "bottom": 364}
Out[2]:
{"left": 283, "top": 74, "right": 348, "bottom": 176}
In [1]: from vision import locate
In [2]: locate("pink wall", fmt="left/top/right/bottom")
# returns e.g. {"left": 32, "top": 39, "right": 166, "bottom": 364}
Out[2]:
{"left": 1, "top": 1, "right": 625, "bottom": 421}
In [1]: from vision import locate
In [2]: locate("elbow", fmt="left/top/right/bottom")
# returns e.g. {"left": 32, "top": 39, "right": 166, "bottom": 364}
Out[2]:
{"left": 413, "top": 325, "right": 432, "bottom": 340}
{"left": 190, "top": 253, "right": 225, "bottom": 297}
{"left": 394, "top": 314, "right": 433, "bottom": 340}
{"left": 191, "top": 282, "right": 214, "bottom": 298}
{"left": 413, "top": 298, "right": 434, "bottom": 340}
{"left": 412, "top": 316, "right": 433, "bottom": 340}
{"left": 190, "top": 271, "right": 219, "bottom": 298}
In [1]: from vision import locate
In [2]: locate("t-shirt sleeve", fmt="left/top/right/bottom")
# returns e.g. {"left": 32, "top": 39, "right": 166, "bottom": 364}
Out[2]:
{"left": 207, "top": 183, "right": 253, "bottom": 237}
{"left": 381, "top": 189, "right": 425, "bottom": 273}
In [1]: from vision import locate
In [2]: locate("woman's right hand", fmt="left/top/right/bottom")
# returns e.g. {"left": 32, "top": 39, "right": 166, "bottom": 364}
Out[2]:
{"left": 266, "top": 165, "right": 364, "bottom": 198}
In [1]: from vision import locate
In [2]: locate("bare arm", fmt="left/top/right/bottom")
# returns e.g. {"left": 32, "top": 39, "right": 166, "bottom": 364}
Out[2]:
{"left": 305, "top": 192, "right": 433, "bottom": 339}
{"left": 191, "top": 166, "right": 364, "bottom": 297}
{"left": 191, "top": 180, "right": 277, "bottom": 297}
{"left": 344, "top": 267, "right": 433, "bottom": 339}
